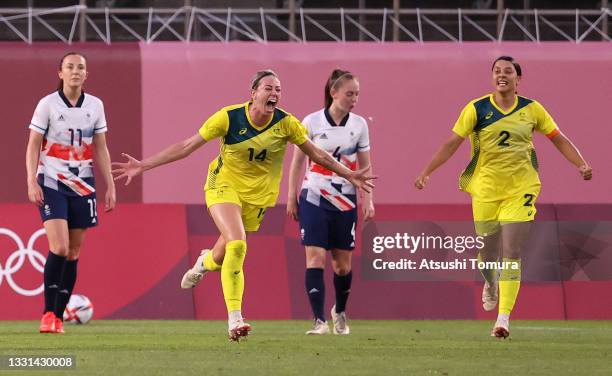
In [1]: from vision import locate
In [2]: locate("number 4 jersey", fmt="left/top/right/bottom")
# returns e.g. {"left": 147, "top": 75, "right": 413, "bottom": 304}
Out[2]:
{"left": 452, "top": 94, "right": 559, "bottom": 202}
{"left": 29, "top": 90, "right": 107, "bottom": 197}
{"left": 300, "top": 108, "right": 370, "bottom": 212}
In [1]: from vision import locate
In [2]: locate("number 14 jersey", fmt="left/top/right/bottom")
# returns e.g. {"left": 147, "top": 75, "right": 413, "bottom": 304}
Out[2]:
{"left": 199, "top": 102, "right": 308, "bottom": 208}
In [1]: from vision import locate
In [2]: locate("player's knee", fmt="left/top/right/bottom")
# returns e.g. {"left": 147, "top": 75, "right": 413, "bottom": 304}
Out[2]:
{"left": 226, "top": 239, "right": 247, "bottom": 259}
{"left": 51, "top": 244, "right": 70, "bottom": 257}
{"left": 333, "top": 265, "right": 352, "bottom": 276}
{"left": 306, "top": 257, "right": 325, "bottom": 269}
{"left": 67, "top": 246, "right": 81, "bottom": 261}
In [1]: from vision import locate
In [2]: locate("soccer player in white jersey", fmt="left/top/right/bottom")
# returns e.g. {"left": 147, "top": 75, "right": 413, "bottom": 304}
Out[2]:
{"left": 288, "top": 69, "right": 374, "bottom": 335}
{"left": 25, "top": 52, "right": 115, "bottom": 334}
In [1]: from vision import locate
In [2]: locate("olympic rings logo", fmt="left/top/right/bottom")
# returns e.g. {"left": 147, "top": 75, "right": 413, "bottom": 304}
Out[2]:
{"left": 0, "top": 228, "right": 46, "bottom": 296}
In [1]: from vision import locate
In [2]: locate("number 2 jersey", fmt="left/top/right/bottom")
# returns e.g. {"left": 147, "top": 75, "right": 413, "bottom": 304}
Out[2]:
{"left": 29, "top": 90, "right": 108, "bottom": 197}
{"left": 199, "top": 102, "right": 308, "bottom": 208}
{"left": 300, "top": 108, "right": 370, "bottom": 211}
{"left": 452, "top": 94, "right": 559, "bottom": 202}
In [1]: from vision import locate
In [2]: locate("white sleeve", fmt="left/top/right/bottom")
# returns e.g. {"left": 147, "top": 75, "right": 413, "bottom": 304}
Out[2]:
{"left": 357, "top": 118, "right": 370, "bottom": 152}
{"left": 29, "top": 98, "right": 49, "bottom": 135}
{"left": 94, "top": 99, "right": 108, "bottom": 134}
{"left": 301, "top": 114, "right": 313, "bottom": 138}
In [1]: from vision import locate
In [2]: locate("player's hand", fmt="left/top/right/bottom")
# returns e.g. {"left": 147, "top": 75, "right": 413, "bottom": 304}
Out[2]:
{"left": 27, "top": 181, "right": 44, "bottom": 207}
{"left": 347, "top": 165, "right": 376, "bottom": 194}
{"left": 112, "top": 153, "right": 144, "bottom": 186}
{"left": 579, "top": 164, "right": 592, "bottom": 180}
{"left": 414, "top": 174, "right": 429, "bottom": 190}
{"left": 286, "top": 198, "right": 299, "bottom": 221}
{"left": 104, "top": 185, "right": 116, "bottom": 212}
{"left": 362, "top": 201, "right": 375, "bottom": 221}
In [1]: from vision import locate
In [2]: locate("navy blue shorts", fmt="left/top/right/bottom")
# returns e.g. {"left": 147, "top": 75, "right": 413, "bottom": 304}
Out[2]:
{"left": 38, "top": 185, "right": 98, "bottom": 229}
{"left": 298, "top": 196, "right": 357, "bottom": 251}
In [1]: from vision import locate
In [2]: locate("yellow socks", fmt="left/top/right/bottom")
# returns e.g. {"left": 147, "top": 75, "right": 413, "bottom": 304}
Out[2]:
{"left": 203, "top": 250, "right": 222, "bottom": 272}
{"left": 221, "top": 240, "right": 247, "bottom": 313}
{"left": 499, "top": 258, "right": 521, "bottom": 315}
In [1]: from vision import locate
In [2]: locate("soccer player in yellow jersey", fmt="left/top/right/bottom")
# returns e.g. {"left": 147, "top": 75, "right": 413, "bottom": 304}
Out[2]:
{"left": 414, "top": 56, "right": 592, "bottom": 338}
{"left": 112, "top": 70, "right": 375, "bottom": 341}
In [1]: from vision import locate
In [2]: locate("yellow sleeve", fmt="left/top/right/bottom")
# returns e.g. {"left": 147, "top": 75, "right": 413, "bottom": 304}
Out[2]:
{"left": 532, "top": 100, "right": 560, "bottom": 139}
{"left": 283, "top": 115, "right": 309, "bottom": 145}
{"left": 451, "top": 103, "right": 477, "bottom": 138}
{"left": 198, "top": 109, "right": 230, "bottom": 141}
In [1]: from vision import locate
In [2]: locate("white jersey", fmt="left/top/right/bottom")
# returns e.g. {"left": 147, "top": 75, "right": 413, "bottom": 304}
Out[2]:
{"left": 300, "top": 108, "right": 370, "bottom": 211}
{"left": 29, "top": 90, "right": 107, "bottom": 196}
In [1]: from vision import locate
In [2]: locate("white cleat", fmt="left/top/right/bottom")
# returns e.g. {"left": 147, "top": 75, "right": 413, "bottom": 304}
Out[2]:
{"left": 180, "top": 249, "right": 209, "bottom": 289}
{"left": 331, "top": 305, "right": 350, "bottom": 335}
{"left": 482, "top": 280, "right": 499, "bottom": 311}
{"left": 228, "top": 320, "right": 252, "bottom": 342}
{"left": 305, "top": 319, "right": 330, "bottom": 335}
{"left": 491, "top": 313, "right": 510, "bottom": 339}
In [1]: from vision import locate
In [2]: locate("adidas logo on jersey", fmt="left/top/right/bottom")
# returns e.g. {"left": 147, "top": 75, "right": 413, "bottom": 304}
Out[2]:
{"left": 308, "top": 288, "right": 319, "bottom": 294}
{"left": 58, "top": 114, "right": 65, "bottom": 121}
{"left": 91, "top": 217, "right": 97, "bottom": 224}
{"left": 320, "top": 133, "right": 328, "bottom": 139}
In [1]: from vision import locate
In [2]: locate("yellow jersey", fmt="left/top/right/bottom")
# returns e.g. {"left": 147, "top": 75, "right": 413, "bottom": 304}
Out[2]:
{"left": 199, "top": 102, "right": 308, "bottom": 207}
{"left": 452, "top": 94, "right": 559, "bottom": 202}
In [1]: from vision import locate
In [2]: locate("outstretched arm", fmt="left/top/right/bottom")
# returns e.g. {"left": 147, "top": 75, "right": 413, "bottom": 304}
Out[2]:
{"left": 286, "top": 145, "right": 307, "bottom": 221}
{"left": 112, "top": 133, "right": 207, "bottom": 185}
{"left": 297, "top": 139, "right": 376, "bottom": 193}
{"left": 550, "top": 132, "right": 592, "bottom": 180}
{"left": 414, "top": 133, "right": 464, "bottom": 189}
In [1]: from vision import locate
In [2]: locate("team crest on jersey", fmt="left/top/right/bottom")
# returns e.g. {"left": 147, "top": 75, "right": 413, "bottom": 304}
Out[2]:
{"left": 239, "top": 128, "right": 247, "bottom": 135}
{"left": 485, "top": 111, "right": 493, "bottom": 120}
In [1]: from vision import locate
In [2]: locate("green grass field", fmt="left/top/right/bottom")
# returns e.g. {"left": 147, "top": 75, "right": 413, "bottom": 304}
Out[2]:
{"left": 1, "top": 320, "right": 611, "bottom": 375}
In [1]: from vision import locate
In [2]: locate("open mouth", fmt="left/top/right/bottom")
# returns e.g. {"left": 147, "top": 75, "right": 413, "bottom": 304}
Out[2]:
{"left": 266, "top": 99, "right": 277, "bottom": 107}
{"left": 497, "top": 79, "right": 509, "bottom": 87}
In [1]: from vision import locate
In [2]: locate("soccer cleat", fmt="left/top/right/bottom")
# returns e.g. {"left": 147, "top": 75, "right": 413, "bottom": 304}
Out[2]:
{"left": 54, "top": 318, "right": 65, "bottom": 334}
{"left": 330, "top": 305, "right": 350, "bottom": 335}
{"left": 39, "top": 312, "right": 56, "bottom": 333}
{"left": 305, "top": 319, "right": 330, "bottom": 335}
{"left": 228, "top": 321, "right": 252, "bottom": 342}
{"left": 491, "top": 313, "right": 510, "bottom": 339}
{"left": 482, "top": 280, "right": 499, "bottom": 311}
{"left": 180, "top": 249, "right": 209, "bottom": 289}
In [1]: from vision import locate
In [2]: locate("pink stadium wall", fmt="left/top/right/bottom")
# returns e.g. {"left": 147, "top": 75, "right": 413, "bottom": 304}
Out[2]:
{"left": 0, "top": 43, "right": 143, "bottom": 203}
{"left": 140, "top": 42, "right": 612, "bottom": 205}
{"left": 1, "top": 43, "right": 611, "bottom": 321}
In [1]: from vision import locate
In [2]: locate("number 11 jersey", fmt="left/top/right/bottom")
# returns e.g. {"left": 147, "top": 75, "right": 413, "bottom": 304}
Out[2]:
{"left": 29, "top": 90, "right": 108, "bottom": 197}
